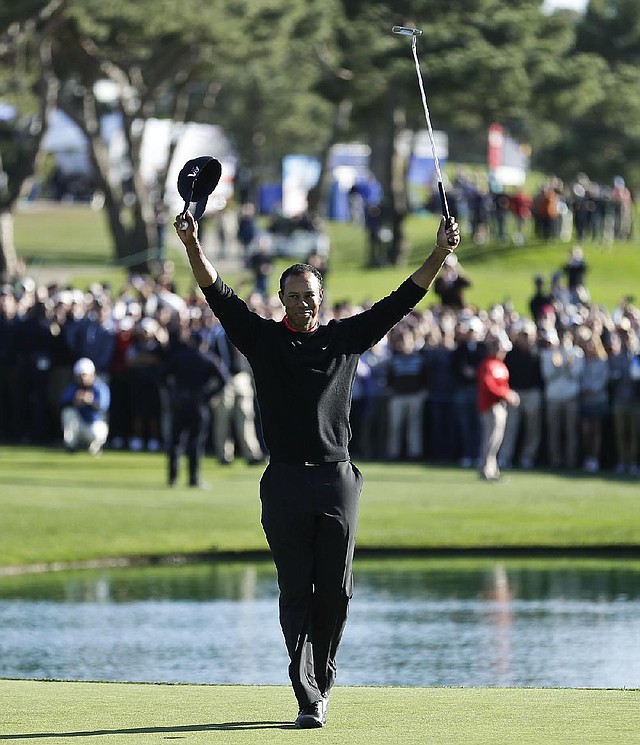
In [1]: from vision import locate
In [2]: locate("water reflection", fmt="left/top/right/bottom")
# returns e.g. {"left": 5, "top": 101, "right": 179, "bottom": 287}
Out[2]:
{"left": 1, "top": 558, "right": 639, "bottom": 688}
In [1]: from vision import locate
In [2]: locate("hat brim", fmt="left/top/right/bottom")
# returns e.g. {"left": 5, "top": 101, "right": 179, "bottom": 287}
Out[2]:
{"left": 177, "top": 156, "right": 222, "bottom": 221}
{"left": 193, "top": 197, "right": 209, "bottom": 222}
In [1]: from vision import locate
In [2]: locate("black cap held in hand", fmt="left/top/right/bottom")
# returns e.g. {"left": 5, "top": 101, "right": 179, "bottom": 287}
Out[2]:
{"left": 177, "top": 156, "right": 222, "bottom": 221}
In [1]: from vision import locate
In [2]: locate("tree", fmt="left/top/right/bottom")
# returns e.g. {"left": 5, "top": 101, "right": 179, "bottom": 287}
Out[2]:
{"left": 535, "top": 0, "right": 640, "bottom": 184}
{"left": 1, "top": 0, "right": 338, "bottom": 272}
{"left": 44, "top": 0, "right": 235, "bottom": 271}
{"left": 309, "top": 0, "right": 572, "bottom": 264}
{"left": 204, "top": 0, "right": 337, "bottom": 204}
{"left": 0, "top": 0, "right": 64, "bottom": 278}
{"left": 2, "top": 0, "right": 637, "bottom": 279}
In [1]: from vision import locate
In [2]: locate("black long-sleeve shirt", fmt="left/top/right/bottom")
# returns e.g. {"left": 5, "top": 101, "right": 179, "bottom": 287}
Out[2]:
{"left": 161, "top": 343, "right": 227, "bottom": 404}
{"left": 504, "top": 345, "right": 543, "bottom": 391}
{"left": 202, "top": 275, "right": 426, "bottom": 463}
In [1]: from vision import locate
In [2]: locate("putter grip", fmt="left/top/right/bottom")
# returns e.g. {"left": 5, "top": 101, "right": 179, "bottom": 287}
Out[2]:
{"left": 438, "top": 182, "right": 456, "bottom": 245}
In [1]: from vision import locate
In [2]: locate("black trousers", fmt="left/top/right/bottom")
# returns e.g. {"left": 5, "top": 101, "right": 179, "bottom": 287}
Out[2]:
{"left": 168, "top": 401, "right": 210, "bottom": 485}
{"left": 260, "top": 460, "right": 363, "bottom": 707}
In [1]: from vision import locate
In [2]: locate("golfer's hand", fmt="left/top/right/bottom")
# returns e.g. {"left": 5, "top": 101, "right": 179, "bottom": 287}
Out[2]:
{"left": 174, "top": 210, "right": 198, "bottom": 245}
{"left": 437, "top": 216, "right": 460, "bottom": 250}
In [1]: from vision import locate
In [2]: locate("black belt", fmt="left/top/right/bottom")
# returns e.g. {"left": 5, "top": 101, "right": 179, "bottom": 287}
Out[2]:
{"left": 271, "top": 459, "right": 349, "bottom": 467}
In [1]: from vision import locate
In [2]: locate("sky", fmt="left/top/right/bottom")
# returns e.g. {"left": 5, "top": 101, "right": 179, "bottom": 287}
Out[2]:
{"left": 544, "top": 0, "right": 588, "bottom": 11}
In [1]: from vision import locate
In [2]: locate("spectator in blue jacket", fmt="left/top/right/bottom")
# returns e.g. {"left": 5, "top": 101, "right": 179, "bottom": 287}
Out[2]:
{"left": 60, "top": 357, "right": 110, "bottom": 455}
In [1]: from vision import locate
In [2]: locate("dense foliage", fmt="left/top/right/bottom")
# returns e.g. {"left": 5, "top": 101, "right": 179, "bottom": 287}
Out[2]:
{"left": 0, "top": 1, "right": 638, "bottom": 268}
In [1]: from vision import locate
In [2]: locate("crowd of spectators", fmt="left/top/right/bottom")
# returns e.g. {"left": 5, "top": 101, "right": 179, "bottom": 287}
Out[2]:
{"left": 1, "top": 239, "right": 639, "bottom": 477}
{"left": 440, "top": 171, "right": 634, "bottom": 247}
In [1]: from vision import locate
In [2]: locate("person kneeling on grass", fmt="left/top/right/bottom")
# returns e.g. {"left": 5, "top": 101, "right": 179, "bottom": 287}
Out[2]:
{"left": 60, "top": 357, "right": 110, "bottom": 456}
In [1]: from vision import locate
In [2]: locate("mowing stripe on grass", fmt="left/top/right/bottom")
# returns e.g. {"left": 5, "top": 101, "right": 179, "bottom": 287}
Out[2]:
{"left": 2, "top": 448, "right": 640, "bottom": 570}
{"left": 2, "top": 680, "right": 639, "bottom": 745}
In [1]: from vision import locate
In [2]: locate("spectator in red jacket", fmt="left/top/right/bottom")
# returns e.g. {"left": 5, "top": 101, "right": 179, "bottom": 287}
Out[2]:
{"left": 477, "top": 331, "right": 520, "bottom": 481}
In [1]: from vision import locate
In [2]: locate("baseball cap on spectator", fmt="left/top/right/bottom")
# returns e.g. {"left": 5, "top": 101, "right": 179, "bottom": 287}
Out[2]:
{"left": 127, "top": 302, "right": 142, "bottom": 319}
{"left": 73, "top": 358, "right": 95, "bottom": 376}
{"left": 485, "top": 330, "right": 512, "bottom": 354}
{"left": 118, "top": 317, "right": 134, "bottom": 332}
{"left": 518, "top": 319, "right": 537, "bottom": 336}
{"left": 488, "top": 305, "right": 504, "bottom": 322}
{"left": 540, "top": 328, "right": 559, "bottom": 345}
{"left": 55, "top": 290, "right": 74, "bottom": 306}
{"left": 140, "top": 317, "right": 158, "bottom": 334}
{"left": 616, "top": 317, "right": 632, "bottom": 331}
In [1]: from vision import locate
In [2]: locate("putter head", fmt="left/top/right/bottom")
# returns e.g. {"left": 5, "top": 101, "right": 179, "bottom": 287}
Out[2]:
{"left": 177, "top": 156, "right": 222, "bottom": 222}
{"left": 392, "top": 26, "right": 423, "bottom": 36}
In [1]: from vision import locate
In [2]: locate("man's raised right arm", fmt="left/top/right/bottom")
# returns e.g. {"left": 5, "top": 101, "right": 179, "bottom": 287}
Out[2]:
{"left": 173, "top": 210, "right": 217, "bottom": 288}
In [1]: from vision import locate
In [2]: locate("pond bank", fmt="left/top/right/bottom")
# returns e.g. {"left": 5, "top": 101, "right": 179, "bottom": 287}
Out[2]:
{"left": 2, "top": 543, "right": 640, "bottom": 577}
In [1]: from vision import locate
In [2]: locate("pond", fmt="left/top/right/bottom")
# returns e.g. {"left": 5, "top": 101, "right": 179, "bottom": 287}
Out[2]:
{"left": 1, "top": 557, "right": 640, "bottom": 688}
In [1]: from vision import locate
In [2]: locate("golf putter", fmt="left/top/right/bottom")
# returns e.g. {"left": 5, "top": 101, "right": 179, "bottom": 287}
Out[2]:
{"left": 392, "top": 26, "right": 455, "bottom": 244}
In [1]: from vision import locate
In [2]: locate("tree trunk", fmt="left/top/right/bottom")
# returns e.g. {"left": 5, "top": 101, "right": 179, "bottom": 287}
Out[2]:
{"left": 366, "top": 91, "right": 411, "bottom": 266}
{"left": 389, "top": 123, "right": 410, "bottom": 266}
{"left": 0, "top": 11, "right": 60, "bottom": 280}
{"left": 0, "top": 209, "right": 18, "bottom": 279}
{"left": 307, "top": 100, "right": 352, "bottom": 219}
{"left": 71, "top": 99, "right": 154, "bottom": 274}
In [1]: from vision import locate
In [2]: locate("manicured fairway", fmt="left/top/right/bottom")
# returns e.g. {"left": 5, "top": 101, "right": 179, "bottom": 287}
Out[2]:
{"left": 3, "top": 448, "right": 639, "bottom": 744}
{"left": 13, "top": 203, "right": 640, "bottom": 315}
{"left": 2, "top": 447, "right": 640, "bottom": 571}
{"left": 2, "top": 679, "right": 639, "bottom": 745}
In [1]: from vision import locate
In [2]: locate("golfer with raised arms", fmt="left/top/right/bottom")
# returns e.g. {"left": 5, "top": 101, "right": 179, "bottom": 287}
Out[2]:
{"left": 175, "top": 209, "right": 460, "bottom": 728}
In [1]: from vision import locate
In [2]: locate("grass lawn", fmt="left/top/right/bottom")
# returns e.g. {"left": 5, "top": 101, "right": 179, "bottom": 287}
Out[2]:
{"left": 1, "top": 679, "right": 639, "bottom": 745}
{"left": 3, "top": 452, "right": 639, "bottom": 745}
{"left": 6, "top": 204, "right": 640, "bottom": 743}
{"left": 13, "top": 202, "right": 640, "bottom": 315}
{"left": 2, "top": 447, "right": 640, "bottom": 570}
